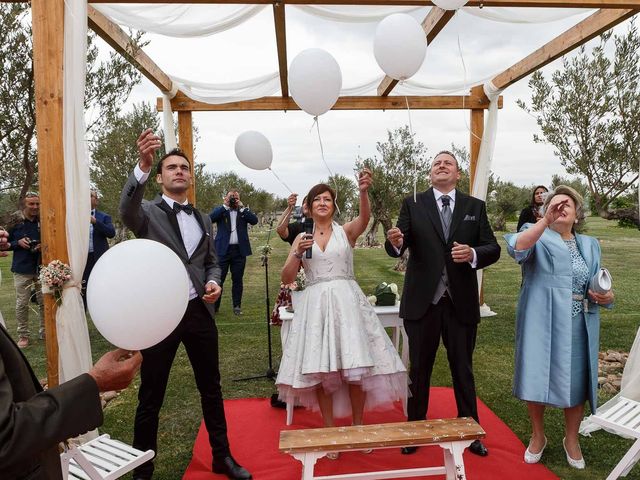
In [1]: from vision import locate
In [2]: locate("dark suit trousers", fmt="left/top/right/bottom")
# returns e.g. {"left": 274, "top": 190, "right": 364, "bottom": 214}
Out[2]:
{"left": 214, "top": 244, "right": 247, "bottom": 309}
{"left": 404, "top": 296, "right": 479, "bottom": 423}
{"left": 133, "top": 298, "right": 229, "bottom": 478}
{"left": 81, "top": 252, "right": 97, "bottom": 310}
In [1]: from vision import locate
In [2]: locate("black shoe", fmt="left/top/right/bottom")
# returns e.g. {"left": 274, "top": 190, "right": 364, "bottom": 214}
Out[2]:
{"left": 401, "top": 446, "right": 418, "bottom": 455}
{"left": 270, "top": 393, "right": 287, "bottom": 409}
{"left": 233, "top": 306, "right": 242, "bottom": 316}
{"left": 469, "top": 439, "right": 488, "bottom": 456}
{"left": 212, "top": 456, "right": 252, "bottom": 480}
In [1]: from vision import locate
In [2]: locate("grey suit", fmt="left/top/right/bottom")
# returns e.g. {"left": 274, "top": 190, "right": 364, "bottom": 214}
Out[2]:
{"left": 120, "top": 171, "right": 230, "bottom": 478}
{"left": 0, "top": 324, "right": 102, "bottom": 479}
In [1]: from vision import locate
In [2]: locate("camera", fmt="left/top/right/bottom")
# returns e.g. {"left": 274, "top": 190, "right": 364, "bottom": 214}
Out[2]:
{"left": 229, "top": 197, "right": 238, "bottom": 209}
{"left": 29, "top": 239, "right": 40, "bottom": 252}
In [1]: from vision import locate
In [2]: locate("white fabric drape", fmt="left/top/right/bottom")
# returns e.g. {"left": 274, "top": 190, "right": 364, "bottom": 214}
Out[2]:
{"left": 462, "top": 7, "right": 592, "bottom": 24}
{"left": 60, "top": 0, "right": 93, "bottom": 388}
{"left": 580, "top": 327, "right": 640, "bottom": 438}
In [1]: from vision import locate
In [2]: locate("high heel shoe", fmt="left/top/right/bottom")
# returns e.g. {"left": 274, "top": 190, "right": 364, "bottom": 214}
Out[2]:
{"left": 524, "top": 436, "right": 547, "bottom": 464}
{"left": 563, "top": 437, "right": 585, "bottom": 469}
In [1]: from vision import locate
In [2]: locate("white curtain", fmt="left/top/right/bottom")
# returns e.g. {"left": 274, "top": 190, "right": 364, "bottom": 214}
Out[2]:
{"left": 60, "top": 0, "right": 93, "bottom": 387}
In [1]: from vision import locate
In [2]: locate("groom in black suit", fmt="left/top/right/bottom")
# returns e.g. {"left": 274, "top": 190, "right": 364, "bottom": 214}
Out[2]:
{"left": 120, "top": 130, "right": 251, "bottom": 480}
{"left": 385, "top": 150, "right": 500, "bottom": 456}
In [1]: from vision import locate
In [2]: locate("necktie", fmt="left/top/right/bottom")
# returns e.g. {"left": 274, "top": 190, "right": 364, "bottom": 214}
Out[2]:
{"left": 173, "top": 203, "right": 194, "bottom": 215}
{"left": 441, "top": 195, "right": 452, "bottom": 237}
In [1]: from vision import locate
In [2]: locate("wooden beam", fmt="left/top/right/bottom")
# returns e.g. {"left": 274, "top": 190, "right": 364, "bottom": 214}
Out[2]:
{"left": 87, "top": 1, "right": 640, "bottom": 8}
{"left": 378, "top": 7, "right": 455, "bottom": 96}
{"left": 32, "top": 0, "right": 65, "bottom": 388}
{"left": 157, "top": 93, "right": 503, "bottom": 112}
{"left": 88, "top": 5, "right": 174, "bottom": 92}
{"left": 469, "top": 86, "right": 484, "bottom": 193}
{"left": 273, "top": 1, "right": 288, "bottom": 97}
{"left": 178, "top": 111, "right": 196, "bottom": 205}
{"left": 493, "top": 8, "right": 638, "bottom": 89}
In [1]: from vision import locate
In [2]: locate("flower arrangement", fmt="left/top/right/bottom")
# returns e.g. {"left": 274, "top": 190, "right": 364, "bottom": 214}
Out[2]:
{"left": 367, "top": 282, "right": 399, "bottom": 306}
{"left": 287, "top": 268, "right": 306, "bottom": 292}
{"left": 39, "top": 260, "right": 72, "bottom": 305}
{"left": 259, "top": 244, "right": 273, "bottom": 265}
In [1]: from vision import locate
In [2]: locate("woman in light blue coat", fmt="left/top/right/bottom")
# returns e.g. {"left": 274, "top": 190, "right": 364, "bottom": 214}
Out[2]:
{"left": 505, "top": 186, "right": 614, "bottom": 470}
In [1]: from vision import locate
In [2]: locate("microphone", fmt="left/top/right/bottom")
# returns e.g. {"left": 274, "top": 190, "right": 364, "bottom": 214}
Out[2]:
{"left": 303, "top": 218, "right": 314, "bottom": 259}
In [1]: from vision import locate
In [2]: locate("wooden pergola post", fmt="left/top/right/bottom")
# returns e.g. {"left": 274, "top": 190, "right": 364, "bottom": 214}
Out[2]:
{"left": 31, "top": 0, "right": 66, "bottom": 388}
{"left": 178, "top": 111, "right": 196, "bottom": 204}
{"left": 469, "top": 86, "right": 485, "bottom": 193}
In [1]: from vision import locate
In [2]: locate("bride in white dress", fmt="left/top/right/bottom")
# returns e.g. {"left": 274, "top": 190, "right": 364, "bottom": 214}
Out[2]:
{"left": 277, "top": 170, "right": 408, "bottom": 430}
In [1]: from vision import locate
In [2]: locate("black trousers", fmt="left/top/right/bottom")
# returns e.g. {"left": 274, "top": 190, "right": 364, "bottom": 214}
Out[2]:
{"left": 81, "top": 252, "right": 97, "bottom": 310}
{"left": 404, "top": 295, "right": 479, "bottom": 423}
{"left": 133, "top": 298, "right": 229, "bottom": 478}
{"left": 214, "top": 244, "right": 247, "bottom": 310}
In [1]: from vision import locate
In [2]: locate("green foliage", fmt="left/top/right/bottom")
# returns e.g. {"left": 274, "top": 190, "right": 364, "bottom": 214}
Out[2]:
{"left": 0, "top": 3, "right": 143, "bottom": 206}
{"left": 518, "top": 22, "right": 640, "bottom": 217}
{"left": 355, "top": 126, "right": 428, "bottom": 245}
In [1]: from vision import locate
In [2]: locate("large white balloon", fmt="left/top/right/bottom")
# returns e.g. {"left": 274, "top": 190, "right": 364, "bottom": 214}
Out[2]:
{"left": 374, "top": 14, "right": 427, "bottom": 81}
{"left": 88, "top": 239, "right": 189, "bottom": 350}
{"left": 432, "top": 0, "right": 468, "bottom": 10}
{"left": 235, "top": 131, "right": 273, "bottom": 170}
{"left": 289, "top": 48, "right": 342, "bottom": 116}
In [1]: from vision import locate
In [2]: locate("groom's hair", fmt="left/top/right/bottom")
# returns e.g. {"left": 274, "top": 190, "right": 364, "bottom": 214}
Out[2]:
{"left": 156, "top": 148, "right": 191, "bottom": 175}
{"left": 305, "top": 184, "right": 337, "bottom": 216}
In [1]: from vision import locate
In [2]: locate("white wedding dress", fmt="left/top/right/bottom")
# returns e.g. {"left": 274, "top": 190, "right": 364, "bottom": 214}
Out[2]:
{"left": 276, "top": 223, "right": 408, "bottom": 418}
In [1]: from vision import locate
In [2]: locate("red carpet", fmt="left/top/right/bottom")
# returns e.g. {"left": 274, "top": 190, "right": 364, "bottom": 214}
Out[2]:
{"left": 183, "top": 387, "right": 558, "bottom": 479}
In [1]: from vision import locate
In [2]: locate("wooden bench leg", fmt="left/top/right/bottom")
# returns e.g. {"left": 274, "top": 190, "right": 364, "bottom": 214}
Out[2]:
{"left": 441, "top": 441, "right": 473, "bottom": 480}
{"left": 292, "top": 452, "right": 324, "bottom": 480}
{"left": 608, "top": 438, "right": 640, "bottom": 480}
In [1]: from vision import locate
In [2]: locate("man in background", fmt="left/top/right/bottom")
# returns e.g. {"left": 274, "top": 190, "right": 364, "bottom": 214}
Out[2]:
{"left": 210, "top": 191, "right": 258, "bottom": 316}
{"left": 7, "top": 192, "right": 44, "bottom": 348}
{"left": 82, "top": 190, "right": 115, "bottom": 309}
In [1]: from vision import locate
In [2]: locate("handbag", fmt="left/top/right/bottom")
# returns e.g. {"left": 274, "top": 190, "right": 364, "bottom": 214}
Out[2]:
{"left": 374, "top": 282, "right": 397, "bottom": 306}
{"left": 589, "top": 268, "right": 612, "bottom": 294}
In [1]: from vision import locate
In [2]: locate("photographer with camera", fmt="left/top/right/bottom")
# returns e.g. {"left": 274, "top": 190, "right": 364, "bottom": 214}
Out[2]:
{"left": 210, "top": 190, "right": 258, "bottom": 316}
{"left": 7, "top": 192, "right": 44, "bottom": 348}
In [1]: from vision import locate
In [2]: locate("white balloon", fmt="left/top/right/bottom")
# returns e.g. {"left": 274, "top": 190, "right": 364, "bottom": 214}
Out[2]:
{"left": 88, "top": 239, "right": 189, "bottom": 350}
{"left": 234, "top": 131, "right": 273, "bottom": 170}
{"left": 432, "top": 0, "right": 468, "bottom": 10}
{"left": 374, "top": 14, "right": 427, "bottom": 81}
{"left": 289, "top": 48, "right": 342, "bottom": 116}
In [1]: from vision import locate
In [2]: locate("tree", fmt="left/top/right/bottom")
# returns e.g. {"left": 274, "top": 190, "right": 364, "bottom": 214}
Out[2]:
{"left": 355, "top": 126, "right": 428, "bottom": 247}
{"left": 0, "top": 3, "right": 143, "bottom": 205}
{"left": 320, "top": 174, "right": 357, "bottom": 222}
{"left": 518, "top": 21, "right": 640, "bottom": 218}
{"left": 90, "top": 103, "right": 162, "bottom": 222}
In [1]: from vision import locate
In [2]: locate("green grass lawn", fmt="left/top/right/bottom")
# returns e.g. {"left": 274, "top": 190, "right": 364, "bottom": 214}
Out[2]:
{"left": 1, "top": 217, "right": 638, "bottom": 479}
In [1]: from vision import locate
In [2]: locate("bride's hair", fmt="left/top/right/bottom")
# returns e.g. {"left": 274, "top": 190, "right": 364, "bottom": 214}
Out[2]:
{"left": 305, "top": 184, "right": 337, "bottom": 216}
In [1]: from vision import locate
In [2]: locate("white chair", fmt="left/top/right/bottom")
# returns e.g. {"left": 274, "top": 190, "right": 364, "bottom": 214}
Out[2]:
{"left": 60, "top": 434, "right": 154, "bottom": 480}
{"left": 591, "top": 396, "right": 640, "bottom": 479}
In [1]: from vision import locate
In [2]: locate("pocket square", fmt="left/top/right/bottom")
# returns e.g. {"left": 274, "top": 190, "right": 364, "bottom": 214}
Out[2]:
{"left": 463, "top": 215, "right": 476, "bottom": 221}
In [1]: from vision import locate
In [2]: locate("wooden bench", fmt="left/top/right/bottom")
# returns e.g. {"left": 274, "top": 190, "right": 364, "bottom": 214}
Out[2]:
{"left": 60, "top": 434, "right": 154, "bottom": 480}
{"left": 279, "top": 417, "right": 485, "bottom": 480}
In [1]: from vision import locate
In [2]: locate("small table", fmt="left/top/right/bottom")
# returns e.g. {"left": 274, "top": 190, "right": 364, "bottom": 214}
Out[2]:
{"left": 278, "top": 304, "right": 409, "bottom": 425}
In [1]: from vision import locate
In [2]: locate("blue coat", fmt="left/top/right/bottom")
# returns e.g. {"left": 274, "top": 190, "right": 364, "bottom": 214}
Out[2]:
{"left": 505, "top": 225, "right": 610, "bottom": 413}
{"left": 91, "top": 210, "right": 115, "bottom": 258}
{"left": 209, "top": 206, "right": 258, "bottom": 257}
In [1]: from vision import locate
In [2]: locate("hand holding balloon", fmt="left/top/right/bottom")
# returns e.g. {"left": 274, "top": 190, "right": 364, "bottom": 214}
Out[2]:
{"left": 203, "top": 282, "right": 222, "bottom": 304}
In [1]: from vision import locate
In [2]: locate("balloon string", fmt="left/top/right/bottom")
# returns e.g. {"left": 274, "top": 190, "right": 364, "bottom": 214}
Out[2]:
{"left": 457, "top": 33, "right": 482, "bottom": 143}
{"left": 269, "top": 167, "right": 293, "bottom": 193}
{"left": 403, "top": 88, "right": 417, "bottom": 203}
{"left": 313, "top": 116, "right": 341, "bottom": 216}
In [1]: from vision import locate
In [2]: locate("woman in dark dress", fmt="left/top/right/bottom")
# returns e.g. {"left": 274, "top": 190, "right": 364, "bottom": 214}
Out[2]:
{"left": 517, "top": 185, "right": 548, "bottom": 232}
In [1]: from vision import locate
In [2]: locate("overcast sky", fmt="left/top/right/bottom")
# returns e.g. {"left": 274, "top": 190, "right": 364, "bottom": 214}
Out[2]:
{"left": 108, "top": 6, "right": 631, "bottom": 201}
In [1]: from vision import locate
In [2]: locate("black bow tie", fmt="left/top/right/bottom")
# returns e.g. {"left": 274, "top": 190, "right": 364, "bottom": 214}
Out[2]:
{"left": 173, "top": 203, "right": 194, "bottom": 215}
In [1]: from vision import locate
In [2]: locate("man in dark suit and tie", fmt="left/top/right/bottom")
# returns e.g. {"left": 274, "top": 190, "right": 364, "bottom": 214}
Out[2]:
{"left": 120, "top": 130, "right": 251, "bottom": 480}
{"left": 385, "top": 150, "right": 500, "bottom": 457}
{"left": 82, "top": 190, "right": 116, "bottom": 309}
{"left": 209, "top": 191, "right": 258, "bottom": 316}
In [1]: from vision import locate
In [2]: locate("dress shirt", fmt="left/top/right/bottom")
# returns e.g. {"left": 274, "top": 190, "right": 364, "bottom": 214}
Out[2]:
{"left": 134, "top": 164, "right": 216, "bottom": 300}
{"left": 223, "top": 205, "right": 247, "bottom": 245}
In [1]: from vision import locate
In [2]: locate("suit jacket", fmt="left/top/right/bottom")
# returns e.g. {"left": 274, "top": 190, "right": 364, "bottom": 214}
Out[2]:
{"left": 91, "top": 210, "right": 116, "bottom": 258}
{"left": 120, "top": 172, "right": 221, "bottom": 317}
{"left": 209, "top": 206, "right": 258, "bottom": 257}
{"left": 385, "top": 188, "right": 501, "bottom": 324}
{"left": 505, "top": 226, "right": 609, "bottom": 413}
{"left": 0, "top": 325, "right": 102, "bottom": 480}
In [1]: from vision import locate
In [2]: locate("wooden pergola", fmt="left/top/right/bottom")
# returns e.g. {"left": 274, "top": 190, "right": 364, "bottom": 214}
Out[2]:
{"left": 30, "top": 0, "right": 639, "bottom": 386}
